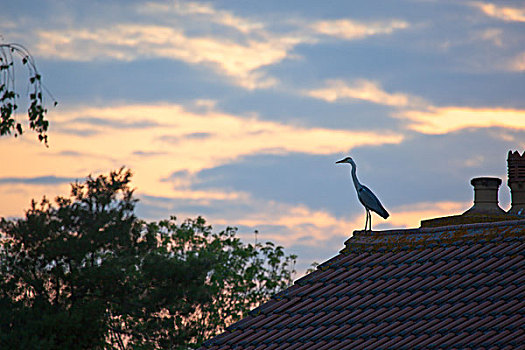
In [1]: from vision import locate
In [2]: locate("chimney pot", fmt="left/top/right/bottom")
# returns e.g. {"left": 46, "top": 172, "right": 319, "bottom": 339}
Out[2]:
{"left": 463, "top": 177, "right": 505, "bottom": 215}
{"left": 507, "top": 150, "right": 525, "bottom": 215}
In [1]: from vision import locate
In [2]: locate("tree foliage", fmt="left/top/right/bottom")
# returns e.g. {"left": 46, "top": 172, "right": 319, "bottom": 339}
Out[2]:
{"left": 0, "top": 168, "right": 296, "bottom": 349}
{"left": 0, "top": 43, "right": 56, "bottom": 145}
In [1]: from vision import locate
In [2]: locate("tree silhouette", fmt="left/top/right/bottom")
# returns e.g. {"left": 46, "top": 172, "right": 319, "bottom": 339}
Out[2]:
{"left": 0, "top": 42, "right": 56, "bottom": 145}
{"left": 0, "top": 168, "right": 296, "bottom": 349}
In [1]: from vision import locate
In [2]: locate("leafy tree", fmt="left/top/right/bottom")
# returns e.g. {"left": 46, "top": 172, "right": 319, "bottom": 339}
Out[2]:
{"left": 0, "top": 168, "right": 296, "bottom": 349}
{"left": 0, "top": 42, "right": 56, "bottom": 145}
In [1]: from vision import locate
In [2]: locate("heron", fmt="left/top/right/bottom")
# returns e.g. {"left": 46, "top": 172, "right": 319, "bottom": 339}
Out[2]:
{"left": 336, "top": 156, "right": 389, "bottom": 231}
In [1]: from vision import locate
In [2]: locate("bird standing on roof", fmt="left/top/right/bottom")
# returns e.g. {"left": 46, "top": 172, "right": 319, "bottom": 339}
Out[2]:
{"left": 336, "top": 156, "right": 389, "bottom": 231}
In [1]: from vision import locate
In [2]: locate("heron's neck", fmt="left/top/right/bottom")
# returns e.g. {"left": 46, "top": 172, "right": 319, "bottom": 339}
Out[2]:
{"left": 350, "top": 163, "right": 360, "bottom": 191}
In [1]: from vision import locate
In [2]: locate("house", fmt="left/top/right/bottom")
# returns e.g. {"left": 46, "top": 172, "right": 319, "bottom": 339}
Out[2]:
{"left": 199, "top": 151, "right": 525, "bottom": 350}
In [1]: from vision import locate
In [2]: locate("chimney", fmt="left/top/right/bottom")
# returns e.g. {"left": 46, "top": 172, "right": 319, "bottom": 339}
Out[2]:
{"left": 507, "top": 150, "right": 525, "bottom": 215}
{"left": 463, "top": 177, "right": 506, "bottom": 215}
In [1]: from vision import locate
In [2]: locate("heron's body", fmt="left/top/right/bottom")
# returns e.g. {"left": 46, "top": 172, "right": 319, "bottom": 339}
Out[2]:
{"left": 336, "top": 157, "right": 389, "bottom": 230}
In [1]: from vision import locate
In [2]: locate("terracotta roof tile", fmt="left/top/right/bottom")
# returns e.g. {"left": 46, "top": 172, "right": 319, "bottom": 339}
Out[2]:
{"left": 502, "top": 313, "right": 524, "bottom": 330}
{"left": 411, "top": 317, "right": 440, "bottom": 333}
{"left": 286, "top": 312, "right": 313, "bottom": 328}
{"left": 469, "top": 330, "right": 499, "bottom": 347}
{"left": 311, "top": 310, "right": 337, "bottom": 326}
{"left": 315, "top": 339, "right": 339, "bottom": 350}
{"left": 264, "top": 327, "right": 295, "bottom": 344}
{"left": 354, "top": 337, "right": 380, "bottom": 350}
{"left": 300, "top": 311, "right": 328, "bottom": 327}
{"left": 392, "top": 334, "right": 417, "bottom": 348}
{"left": 273, "top": 343, "right": 291, "bottom": 350}
{"left": 405, "top": 333, "right": 435, "bottom": 349}
{"left": 440, "top": 331, "right": 473, "bottom": 348}
{"left": 344, "top": 337, "right": 366, "bottom": 348}
{"left": 385, "top": 320, "right": 415, "bottom": 335}
{"left": 378, "top": 335, "right": 404, "bottom": 349}
{"left": 239, "top": 329, "right": 264, "bottom": 345}
{"left": 293, "top": 341, "right": 315, "bottom": 350}
{"left": 312, "top": 326, "right": 338, "bottom": 342}
{"left": 278, "top": 343, "right": 301, "bottom": 350}
{"left": 486, "top": 329, "right": 513, "bottom": 345}
{"left": 329, "top": 310, "right": 356, "bottom": 326}
{"left": 202, "top": 220, "right": 525, "bottom": 349}
{"left": 396, "top": 319, "right": 426, "bottom": 336}
{"left": 373, "top": 320, "right": 401, "bottom": 335}
{"left": 510, "top": 331, "right": 525, "bottom": 346}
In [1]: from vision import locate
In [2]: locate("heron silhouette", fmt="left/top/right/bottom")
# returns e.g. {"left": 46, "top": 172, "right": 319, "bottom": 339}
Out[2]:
{"left": 336, "top": 156, "right": 389, "bottom": 231}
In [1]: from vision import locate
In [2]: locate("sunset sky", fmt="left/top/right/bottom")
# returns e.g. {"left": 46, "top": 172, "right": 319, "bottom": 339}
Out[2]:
{"left": 1, "top": 0, "right": 524, "bottom": 273}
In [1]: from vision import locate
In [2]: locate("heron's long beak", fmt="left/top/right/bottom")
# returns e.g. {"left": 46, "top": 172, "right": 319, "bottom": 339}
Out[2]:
{"left": 336, "top": 159, "right": 345, "bottom": 164}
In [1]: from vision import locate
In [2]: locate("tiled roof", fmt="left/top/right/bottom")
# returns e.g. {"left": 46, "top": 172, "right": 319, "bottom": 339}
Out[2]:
{"left": 200, "top": 219, "right": 525, "bottom": 350}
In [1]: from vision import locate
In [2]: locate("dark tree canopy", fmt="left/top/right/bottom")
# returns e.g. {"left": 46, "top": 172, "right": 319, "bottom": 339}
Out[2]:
{"left": 0, "top": 168, "right": 296, "bottom": 349}
{"left": 0, "top": 43, "right": 56, "bottom": 145}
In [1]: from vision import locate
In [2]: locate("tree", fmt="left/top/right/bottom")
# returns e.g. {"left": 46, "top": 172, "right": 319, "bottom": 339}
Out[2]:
{"left": 0, "top": 168, "right": 296, "bottom": 349}
{"left": 0, "top": 43, "right": 56, "bottom": 145}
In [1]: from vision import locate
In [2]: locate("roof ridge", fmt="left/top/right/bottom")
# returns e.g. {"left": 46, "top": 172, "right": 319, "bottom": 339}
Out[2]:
{"left": 352, "top": 218, "right": 525, "bottom": 238}
{"left": 342, "top": 219, "right": 524, "bottom": 253}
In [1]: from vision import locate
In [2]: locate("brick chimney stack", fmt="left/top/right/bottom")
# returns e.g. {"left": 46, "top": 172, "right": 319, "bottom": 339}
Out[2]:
{"left": 507, "top": 150, "right": 525, "bottom": 215}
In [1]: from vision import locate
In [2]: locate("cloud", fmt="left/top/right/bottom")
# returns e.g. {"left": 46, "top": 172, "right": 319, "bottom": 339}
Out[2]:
{"left": 15, "top": 2, "right": 413, "bottom": 91}
{"left": 139, "top": 190, "right": 350, "bottom": 245}
{"left": 180, "top": 142, "right": 509, "bottom": 223}
{"left": 25, "top": 1, "right": 313, "bottom": 90}
{"left": 310, "top": 19, "right": 409, "bottom": 40}
{"left": 135, "top": 149, "right": 479, "bottom": 244}
{"left": 387, "top": 201, "right": 469, "bottom": 227}
{"left": 133, "top": 151, "right": 168, "bottom": 157}
{"left": 396, "top": 106, "right": 525, "bottom": 134}
{"left": 305, "top": 79, "right": 425, "bottom": 107}
{"left": 138, "top": 1, "right": 264, "bottom": 34}
{"left": 214, "top": 198, "right": 468, "bottom": 245}
{"left": 476, "top": 28, "right": 503, "bottom": 47}
{"left": 0, "top": 176, "right": 76, "bottom": 185}
{"left": 306, "top": 80, "right": 525, "bottom": 135}
{"left": 56, "top": 150, "right": 88, "bottom": 157}
{"left": 69, "top": 117, "right": 160, "bottom": 129}
{"left": 471, "top": 2, "right": 525, "bottom": 22}
{"left": 184, "top": 132, "right": 213, "bottom": 139}
{"left": 35, "top": 24, "right": 308, "bottom": 89}
{"left": 1, "top": 103, "right": 404, "bottom": 205}
{"left": 137, "top": 186, "right": 471, "bottom": 274}
{"left": 508, "top": 51, "right": 525, "bottom": 72}
{"left": 160, "top": 189, "right": 247, "bottom": 202}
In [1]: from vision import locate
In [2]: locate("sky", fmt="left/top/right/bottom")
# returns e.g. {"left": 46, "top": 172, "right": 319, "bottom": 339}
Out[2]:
{"left": 1, "top": 0, "right": 524, "bottom": 273}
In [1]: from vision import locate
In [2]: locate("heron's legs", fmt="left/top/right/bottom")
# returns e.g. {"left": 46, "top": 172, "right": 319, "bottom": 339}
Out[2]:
{"left": 368, "top": 210, "right": 372, "bottom": 231}
{"left": 365, "top": 208, "right": 372, "bottom": 231}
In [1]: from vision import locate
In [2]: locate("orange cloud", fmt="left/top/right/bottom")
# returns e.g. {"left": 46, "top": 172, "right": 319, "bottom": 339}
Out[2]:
{"left": 28, "top": 6, "right": 411, "bottom": 90}
{"left": 397, "top": 106, "right": 525, "bottom": 134}
{"left": 138, "top": 1, "right": 264, "bottom": 34}
{"left": 0, "top": 103, "right": 404, "bottom": 206}
{"left": 509, "top": 52, "right": 525, "bottom": 72}
{"left": 36, "top": 25, "right": 306, "bottom": 89}
{"left": 472, "top": 2, "right": 525, "bottom": 22}
{"left": 477, "top": 28, "right": 503, "bottom": 47}
{"left": 210, "top": 199, "right": 471, "bottom": 249}
{"left": 311, "top": 19, "right": 408, "bottom": 40}
{"left": 307, "top": 80, "right": 525, "bottom": 135}
{"left": 306, "top": 79, "right": 424, "bottom": 107}
{"left": 386, "top": 201, "right": 470, "bottom": 228}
